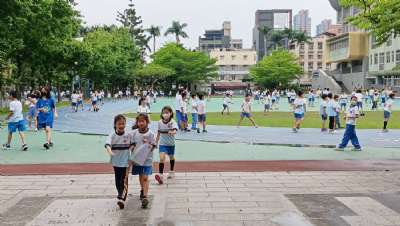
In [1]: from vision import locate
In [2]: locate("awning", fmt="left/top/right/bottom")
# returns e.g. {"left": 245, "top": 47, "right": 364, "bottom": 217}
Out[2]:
{"left": 212, "top": 82, "right": 248, "bottom": 89}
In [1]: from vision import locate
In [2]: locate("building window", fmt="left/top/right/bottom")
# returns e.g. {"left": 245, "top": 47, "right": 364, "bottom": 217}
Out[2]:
{"left": 396, "top": 50, "right": 400, "bottom": 63}
{"left": 374, "top": 53, "right": 378, "bottom": 65}
{"left": 317, "top": 62, "right": 323, "bottom": 69}
{"left": 318, "top": 42, "right": 323, "bottom": 50}
{"left": 318, "top": 54, "right": 322, "bottom": 60}
{"left": 300, "top": 43, "right": 305, "bottom": 50}
{"left": 386, "top": 52, "right": 391, "bottom": 63}
{"left": 308, "top": 44, "right": 314, "bottom": 50}
{"left": 370, "top": 55, "right": 373, "bottom": 65}
{"left": 231, "top": 55, "right": 236, "bottom": 60}
{"left": 379, "top": 52, "right": 385, "bottom": 64}
{"left": 387, "top": 36, "right": 392, "bottom": 46}
{"left": 308, "top": 62, "right": 313, "bottom": 70}
{"left": 308, "top": 55, "right": 313, "bottom": 59}
{"left": 243, "top": 55, "right": 248, "bottom": 60}
{"left": 392, "top": 51, "right": 395, "bottom": 62}
{"left": 220, "top": 55, "right": 224, "bottom": 60}
{"left": 300, "top": 55, "right": 304, "bottom": 60}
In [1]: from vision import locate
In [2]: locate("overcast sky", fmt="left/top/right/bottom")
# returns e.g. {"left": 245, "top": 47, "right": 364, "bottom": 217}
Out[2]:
{"left": 74, "top": 0, "right": 336, "bottom": 50}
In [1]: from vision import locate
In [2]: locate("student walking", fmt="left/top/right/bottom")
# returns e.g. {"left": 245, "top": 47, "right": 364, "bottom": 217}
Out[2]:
{"left": 155, "top": 106, "right": 179, "bottom": 185}
{"left": 327, "top": 93, "right": 338, "bottom": 133}
{"left": 2, "top": 91, "right": 28, "bottom": 151}
{"left": 237, "top": 94, "right": 258, "bottom": 128}
{"left": 320, "top": 94, "right": 328, "bottom": 132}
{"left": 190, "top": 94, "right": 198, "bottom": 130}
{"left": 26, "top": 93, "right": 38, "bottom": 131}
{"left": 130, "top": 113, "right": 156, "bottom": 209}
{"left": 292, "top": 91, "right": 307, "bottom": 133}
{"left": 221, "top": 93, "right": 233, "bottom": 115}
{"left": 335, "top": 96, "right": 362, "bottom": 151}
{"left": 197, "top": 94, "right": 207, "bottom": 133}
{"left": 105, "top": 115, "right": 134, "bottom": 210}
{"left": 36, "top": 87, "right": 57, "bottom": 150}
{"left": 382, "top": 93, "right": 395, "bottom": 133}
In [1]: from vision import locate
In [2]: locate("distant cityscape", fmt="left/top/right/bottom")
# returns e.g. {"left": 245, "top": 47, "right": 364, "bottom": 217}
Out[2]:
{"left": 196, "top": 0, "right": 400, "bottom": 94}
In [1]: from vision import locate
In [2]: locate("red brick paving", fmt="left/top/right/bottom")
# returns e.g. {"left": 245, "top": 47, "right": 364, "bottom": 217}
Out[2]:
{"left": 1, "top": 160, "right": 400, "bottom": 176}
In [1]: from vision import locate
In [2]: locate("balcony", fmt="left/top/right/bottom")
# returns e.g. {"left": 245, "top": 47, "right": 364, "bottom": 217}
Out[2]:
{"left": 326, "top": 32, "right": 369, "bottom": 63}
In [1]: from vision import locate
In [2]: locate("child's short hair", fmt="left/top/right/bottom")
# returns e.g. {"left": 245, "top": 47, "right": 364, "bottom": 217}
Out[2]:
{"left": 191, "top": 94, "right": 196, "bottom": 98}
{"left": 138, "top": 97, "right": 145, "bottom": 106}
{"left": 321, "top": 94, "right": 327, "bottom": 99}
{"left": 198, "top": 94, "right": 204, "bottom": 100}
{"left": 327, "top": 93, "right": 333, "bottom": 99}
{"left": 9, "top": 91, "right": 17, "bottom": 98}
{"left": 113, "top": 114, "right": 126, "bottom": 130}
{"left": 245, "top": 93, "right": 251, "bottom": 98}
{"left": 297, "top": 90, "right": 303, "bottom": 96}
{"left": 351, "top": 96, "right": 358, "bottom": 101}
{"left": 389, "top": 93, "right": 395, "bottom": 99}
{"left": 334, "top": 94, "right": 339, "bottom": 99}
{"left": 160, "top": 106, "right": 174, "bottom": 120}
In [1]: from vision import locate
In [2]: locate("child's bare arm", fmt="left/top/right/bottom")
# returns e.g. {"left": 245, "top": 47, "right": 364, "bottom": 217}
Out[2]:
{"left": 105, "top": 146, "right": 114, "bottom": 156}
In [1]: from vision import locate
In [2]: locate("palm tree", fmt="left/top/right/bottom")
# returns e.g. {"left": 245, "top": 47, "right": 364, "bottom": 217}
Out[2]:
{"left": 164, "top": 21, "right": 188, "bottom": 44}
{"left": 146, "top": 25, "right": 161, "bottom": 53}
{"left": 290, "top": 30, "right": 312, "bottom": 45}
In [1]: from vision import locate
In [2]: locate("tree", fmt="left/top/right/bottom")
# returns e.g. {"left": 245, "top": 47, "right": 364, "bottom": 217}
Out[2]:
{"left": 152, "top": 43, "right": 217, "bottom": 90}
{"left": 339, "top": 0, "right": 400, "bottom": 45}
{"left": 250, "top": 50, "right": 303, "bottom": 89}
{"left": 164, "top": 21, "right": 189, "bottom": 44}
{"left": 117, "top": 0, "right": 149, "bottom": 58}
{"left": 0, "top": 0, "right": 81, "bottom": 94}
{"left": 82, "top": 27, "right": 141, "bottom": 90}
{"left": 146, "top": 25, "right": 161, "bottom": 53}
{"left": 135, "top": 63, "right": 174, "bottom": 89}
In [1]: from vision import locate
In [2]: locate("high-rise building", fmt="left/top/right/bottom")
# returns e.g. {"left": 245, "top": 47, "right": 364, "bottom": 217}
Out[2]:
{"left": 198, "top": 21, "right": 232, "bottom": 54}
{"left": 293, "top": 10, "right": 311, "bottom": 36}
{"left": 328, "top": 0, "right": 360, "bottom": 33}
{"left": 253, "top": 9, "right": 292, "bottom": 61}
{"left": 316, "top": 19, "right": 332, "bottom": 36}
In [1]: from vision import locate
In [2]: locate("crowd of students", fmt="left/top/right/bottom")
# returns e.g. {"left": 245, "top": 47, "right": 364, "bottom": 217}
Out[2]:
{"left": 2, "top": 87, "right": 57, "bottom": 151}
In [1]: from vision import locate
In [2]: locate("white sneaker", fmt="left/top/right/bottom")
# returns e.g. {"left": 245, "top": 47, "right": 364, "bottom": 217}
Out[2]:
{"left": 168, "top": 171, "right": 175, "bottom": 179}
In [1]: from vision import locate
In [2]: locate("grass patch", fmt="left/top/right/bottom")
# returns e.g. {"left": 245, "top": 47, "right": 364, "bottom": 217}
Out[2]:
{"left": 124, "top": 111, "right": 400, "bottom": 129}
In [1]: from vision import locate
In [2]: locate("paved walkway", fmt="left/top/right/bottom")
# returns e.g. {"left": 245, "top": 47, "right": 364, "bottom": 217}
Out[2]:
{"left": 1, "top": 171, "right": 400, "bottom": 226}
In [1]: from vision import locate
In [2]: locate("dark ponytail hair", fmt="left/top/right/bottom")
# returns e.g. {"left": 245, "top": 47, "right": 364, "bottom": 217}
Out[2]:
{"left": 113, "top": 114, "right": 126, "bottom": 131}
{"left": 160, "top": 106, "right": 174, "bottom": 121}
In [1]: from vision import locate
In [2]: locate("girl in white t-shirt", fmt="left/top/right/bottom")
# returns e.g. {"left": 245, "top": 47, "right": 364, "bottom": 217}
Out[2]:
{"left": 221, "top": 93, "right": 233, "bottom": 115}
{"left": 237, "top": 94, "right": 258, "bottom": 128}
{"left": 383, "top": 93, "right": 395, "bottom": 132}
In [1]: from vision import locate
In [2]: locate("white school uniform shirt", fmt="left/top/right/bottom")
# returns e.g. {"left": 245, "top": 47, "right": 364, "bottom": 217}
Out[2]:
{"left": 223, "top": 97, "right": 230, "bottom": 105}
{"left": 175, "top": 93, "right": 182, "bottom": 111}
{"left": 346, "top": 105, "right": 359, "bottom": 125}
{"left": 9, "top": 100, "right": 24, "bottom": 123}
{"left": 293, "top": 98, "right": 306, "bottom": 114}
{"left": 71, "top": 94, "right": 79, "bottom": 103}
{"left": 384, "top": 98, "right": 394, "bottom": 113}
{"left": 242, "top": 101, "right": 251, "bottom": 113}
{"left": 355, "top": 93, "right": 363, "bottom": 102}
{"left": 197, "top": 100, "right": 206, "bottom": 115}
{"left": 191, "top": 98, "right": 198, "bottom": 114}
{"left": 182, "top": 100, "right": 188, "bottom": 114}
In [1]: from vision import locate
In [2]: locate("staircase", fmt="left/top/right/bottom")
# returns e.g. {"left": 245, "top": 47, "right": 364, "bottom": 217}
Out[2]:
{"left": 315, "top": 70, "right": 342, "bottom": 94}
{"left": 324, "top": 70, "right": 351, "bottom": 94}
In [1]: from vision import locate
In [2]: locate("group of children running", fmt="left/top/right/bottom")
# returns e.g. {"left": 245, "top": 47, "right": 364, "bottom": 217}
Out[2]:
{"left": 2, "top": 87, "right": 57, "bottom": 151}
{"left": 106, "top": 105, "right": 178, "bottom": 209}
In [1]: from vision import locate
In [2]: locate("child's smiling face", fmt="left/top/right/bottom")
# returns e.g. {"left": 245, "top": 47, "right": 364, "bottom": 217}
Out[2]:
{"left": 115, "top": 120, "right": 126, "bottom": 133}
{"left": 137, "top": 118, "right": 148, "bottom": 131}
